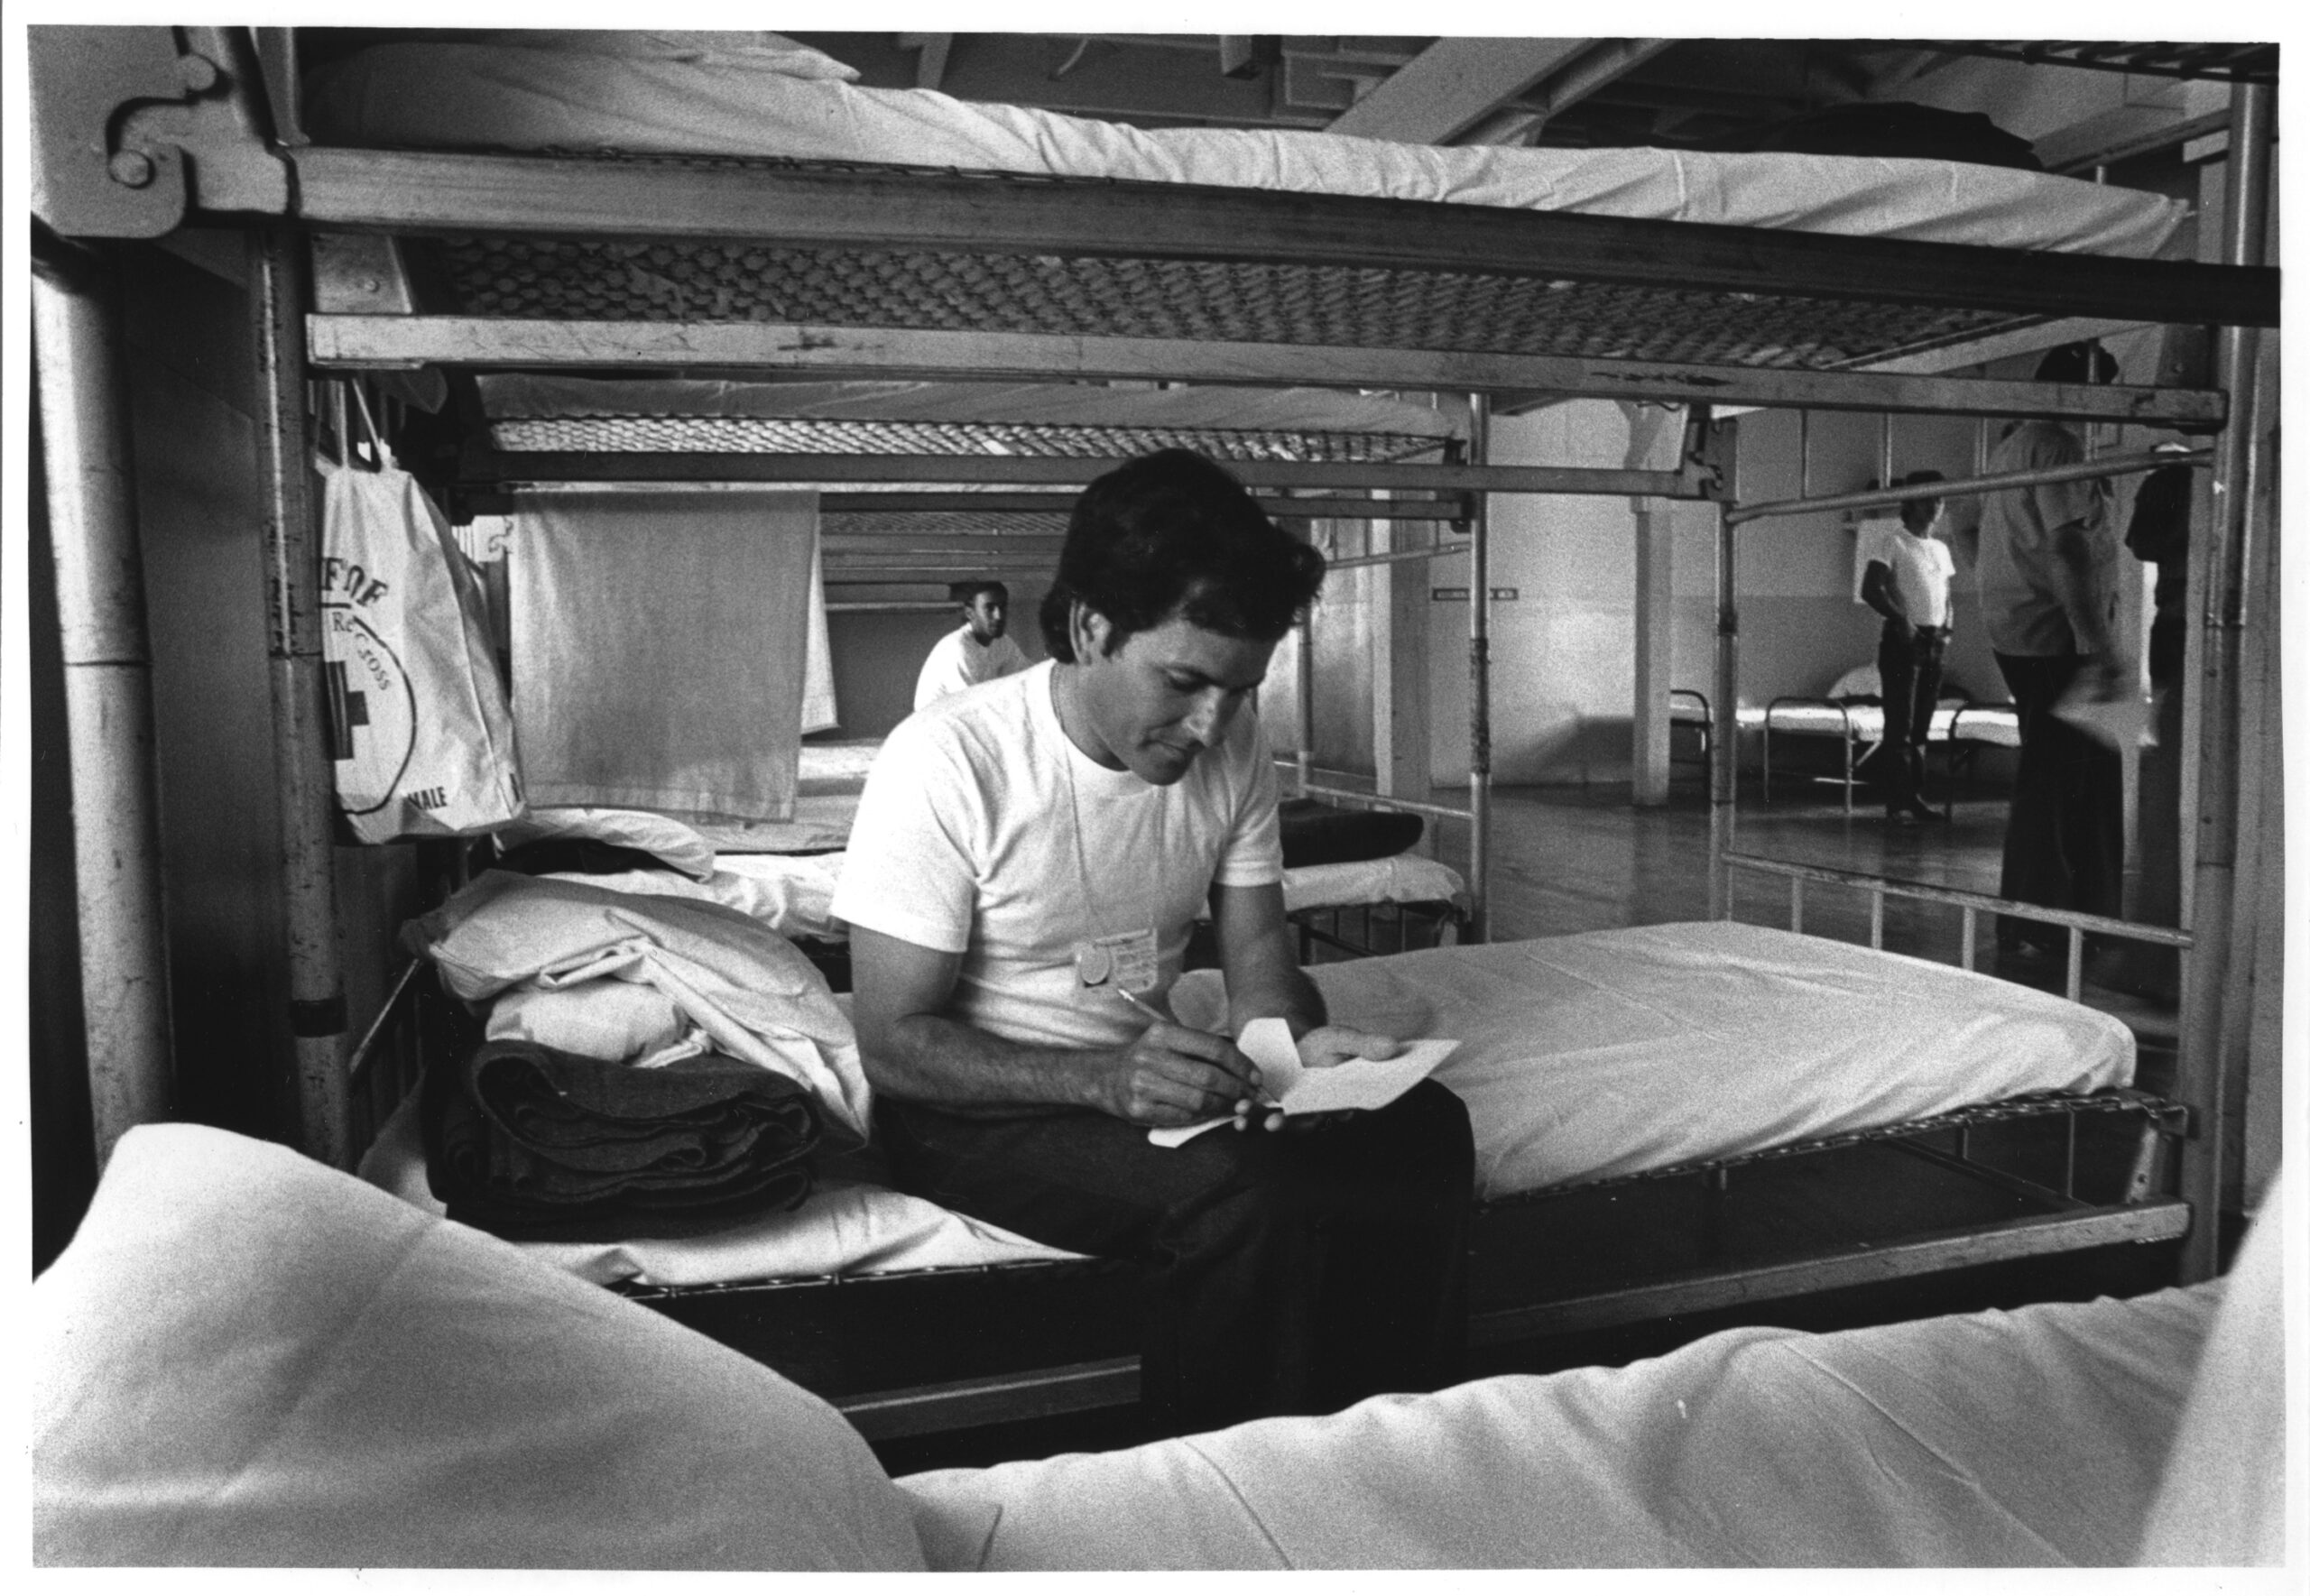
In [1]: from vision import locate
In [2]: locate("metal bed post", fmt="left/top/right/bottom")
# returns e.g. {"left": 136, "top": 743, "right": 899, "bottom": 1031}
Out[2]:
{"left": 2174, "top": 78, "right": 2274, "bottom": 1282}
{"left": 253, "top": 230, "right": 355, "bottom": 1168}
{"left": 31, "top": 232, "right": 177, "bottom": 1167}
{"left": 1707, "top": 498, "right": 1737, "bottom": 920}
{"left": 1465, "top": 392, "right": 1492, "bottom": 944}
{"left": 1295, "top": 611, "right": 1315, "bottom": 798}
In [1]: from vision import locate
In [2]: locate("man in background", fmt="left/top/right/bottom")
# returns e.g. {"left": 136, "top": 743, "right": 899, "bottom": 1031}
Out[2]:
{"left": 1858, "top": 469, "right": 1955, "bottom": 826}
{"left": 1973, "top": 341, "right": 2125, "bottom": 962}
{"left": 913, "top": 578, "right": 1030, "bottom": 710}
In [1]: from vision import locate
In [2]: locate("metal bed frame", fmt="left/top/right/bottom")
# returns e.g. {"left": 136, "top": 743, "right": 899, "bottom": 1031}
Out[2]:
{"left": 31, "top": 27, "right": 2278, "bottom": 1444}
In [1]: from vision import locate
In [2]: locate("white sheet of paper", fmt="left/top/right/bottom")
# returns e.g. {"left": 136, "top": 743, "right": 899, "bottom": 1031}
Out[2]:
{"left": 1147, "top": 1017, "right": 1459, "bottom": 1148}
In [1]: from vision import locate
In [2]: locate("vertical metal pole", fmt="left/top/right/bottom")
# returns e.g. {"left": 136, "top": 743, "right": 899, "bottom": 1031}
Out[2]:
{"left": 1294, "top": 613, "right": 1314, "bottom": 796}
{"left": 1878, "top": 412, "right": 1895, "bottom": 489}
{"left": 1465, "top": 393, "right": 1492, "bottom": 944}
{"left": 32, "top": 237, "right": 177, "bottom": 1167}
{"left": 2174, "top": 80, "right": 2271, "bottom": 1282}
{"left": 1708, "top": 499, "right": 1737, "bottom": 919}
{"left": 253, "top": 231, "right": 354, "bottom": 1168}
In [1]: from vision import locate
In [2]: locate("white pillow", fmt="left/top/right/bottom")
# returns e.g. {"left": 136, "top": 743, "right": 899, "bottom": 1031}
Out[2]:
{"left": 472, "top": 29, "right": 862, "bottom": 79}
{"left": 486, "top": 976, "right": 691, "bottom": 1061}
{"left": 1827, "top": 663, "right": 1881, "bottom": 701}
{"left": 33, "top": 1124, "right": 924, "bottom": 1570}
{"left": 497, "top": 805, "right": 716, "bottom": 879}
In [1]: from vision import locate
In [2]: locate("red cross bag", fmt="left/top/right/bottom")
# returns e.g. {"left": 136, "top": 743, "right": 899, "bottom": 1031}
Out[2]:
{"left": 319, "top": 439, "right": 524, "bottom": 844}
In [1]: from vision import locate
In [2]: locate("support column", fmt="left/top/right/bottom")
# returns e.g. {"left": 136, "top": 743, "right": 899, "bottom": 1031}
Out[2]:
{"left": 1372, "top": 502, "right": 1433, "bottom": 825}
{"left": 1631, "top": 499, "right": 1674, "bottom": 806}
{"left": 1708, "top": 501, "right": 1738, "bottom": 919}
{"left": 2174, "top": 79, "right": 2272, "bottom": 1282}
{"left": 252, "top": 232, "right": 353, "bottom": 1167}
{"left": 1465, "top": 394, "right": 1492, "bottom": 944}
{"left": 32, "top": 234, "right": 176, "bottom": 1167}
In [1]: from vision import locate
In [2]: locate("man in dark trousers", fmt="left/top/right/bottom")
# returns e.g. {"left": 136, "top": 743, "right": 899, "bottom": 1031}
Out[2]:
{"left": 1858, "top": 470, "right": 1956, "bottom": 825}
{"left": 832, "top": 448, "right": 1474, "bottom": 1438}
{"left": 1973, "top": 341, "right": 2126, "bottom": 960}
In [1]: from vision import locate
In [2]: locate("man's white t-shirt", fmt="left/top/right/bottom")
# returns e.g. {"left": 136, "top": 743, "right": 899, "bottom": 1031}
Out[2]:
{"left": 1853, "top": 519, "right": 1956, "bottom": 628}
{"left": 913, "top": 625, "right": 1030, "bottom": 710}
{"left": 833, "top": 660, "right": 1284, "bottom": 1052}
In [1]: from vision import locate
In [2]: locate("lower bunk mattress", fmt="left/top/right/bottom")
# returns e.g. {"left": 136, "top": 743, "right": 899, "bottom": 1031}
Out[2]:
{"left": 366, "top": 920, "right": 2134, "bottom": 1289}
{"left": 37, "top": 1123, "right": 2278, "bottom": 1568}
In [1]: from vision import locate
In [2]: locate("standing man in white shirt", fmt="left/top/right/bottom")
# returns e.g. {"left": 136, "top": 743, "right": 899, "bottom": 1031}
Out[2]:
{"left": 1858, "top": 470, "right": 1957, "bottom": 826}
{"left": 911, "top": 579, "right": 1030, "bottom": 710}
{"left": 832, "top": 449, "right": 1474, "bottom": 1438}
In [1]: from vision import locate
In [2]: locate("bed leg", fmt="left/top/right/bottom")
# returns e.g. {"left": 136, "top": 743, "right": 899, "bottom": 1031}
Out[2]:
{"left": 2123, "top": 1122, "right": 2168, "bottom": 1205}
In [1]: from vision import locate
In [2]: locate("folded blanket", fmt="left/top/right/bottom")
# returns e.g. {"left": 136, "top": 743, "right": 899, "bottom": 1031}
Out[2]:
{"left": 421, "top": 1039, "right": 830, "bottom": 1241}
{"left": 406, "top": 871, "right": 872, "bottom": 1137}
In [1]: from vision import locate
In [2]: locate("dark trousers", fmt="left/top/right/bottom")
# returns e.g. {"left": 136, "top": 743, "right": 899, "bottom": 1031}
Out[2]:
{"left": 876, "top": 1080, "right": 1474, "bottom": 1437}
{"left": 1876, "top": 620, "right": 1946, "bottom": 807}
{"left": 1994, "top": 651, "right": 2124, "bottom": 949}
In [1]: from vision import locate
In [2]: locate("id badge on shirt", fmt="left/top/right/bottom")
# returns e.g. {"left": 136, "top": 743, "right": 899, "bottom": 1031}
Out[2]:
{"left": 1076, "top": 927, "right": 1160, "bottom": 992}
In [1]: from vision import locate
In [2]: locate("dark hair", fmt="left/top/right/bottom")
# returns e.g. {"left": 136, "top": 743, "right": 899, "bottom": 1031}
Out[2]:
{"left": 1038, "top": 448, "right": 1326, "bottom": 660}
{"left": 2034, "top": 341, "right": 2120, "bottom": 386}
{"left": 1897, "top": 468, "right": 1945, "bottom": 524}
{"left": 949, "top": 579, "right": 1008, "bottom": 605}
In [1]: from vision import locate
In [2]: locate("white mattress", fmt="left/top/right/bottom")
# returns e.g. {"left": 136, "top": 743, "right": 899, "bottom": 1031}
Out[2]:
{"left": 1282, "top": 853, "right": 1465, "bottom": 914}
{"left": 900, "top": 1282, "right": 2220, "bottom": 1568}
{"left": 1171, "top": 920, "right": 2133, "bottom": 1199}
{"left": 306, "top": 42, "right": 2189, "bottom": 258}
{"left": 1764, "top": 697, "right": 2023, "bottom": 748}
{"left": 691, "top": 791, "right": 858, "bottom": 854}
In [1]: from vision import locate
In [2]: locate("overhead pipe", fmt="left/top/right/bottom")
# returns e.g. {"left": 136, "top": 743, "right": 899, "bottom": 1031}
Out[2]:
{"left": 252, "top": 232, "right": 354, "bottom": 1168}
{"left": 2174, "top": 79, "right": 2273, "bottom": 1282}
{"left": 1465, "top": 394, "right": 1492, "bottom": 944}
{"left": 32, "top": 232, "right": 176, "bottom": 1166}
{"left": 1725, "top": 448, "right": 2207, "bottom": 527}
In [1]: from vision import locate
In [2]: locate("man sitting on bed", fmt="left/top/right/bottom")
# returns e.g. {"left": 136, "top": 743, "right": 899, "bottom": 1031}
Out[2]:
{"left": 912, "top": 578, "right": 1031, "bottom": 709}
{"left": 832, "top": 448, "right": 1474, "bottom": 1438}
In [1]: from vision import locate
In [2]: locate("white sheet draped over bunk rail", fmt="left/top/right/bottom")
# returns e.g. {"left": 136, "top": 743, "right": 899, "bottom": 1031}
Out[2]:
{"left": 511, "top": 488, "right": 818, "bottom": 820}
{"left": 476, "top": 376, "right": 1468, "bottom": 446}
{"left": 306, "top": 42, "right": 2190, "bottom": 260}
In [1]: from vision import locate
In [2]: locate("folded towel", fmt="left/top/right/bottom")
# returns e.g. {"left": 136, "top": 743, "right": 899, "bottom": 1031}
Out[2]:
{"left": 420, "top": 1039, "right": 831, "bottom": 1241}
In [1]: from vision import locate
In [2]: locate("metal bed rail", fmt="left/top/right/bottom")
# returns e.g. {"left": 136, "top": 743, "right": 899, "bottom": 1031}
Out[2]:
{"left": 1721, "top": 850, "right": 2192, "bottom": 1003}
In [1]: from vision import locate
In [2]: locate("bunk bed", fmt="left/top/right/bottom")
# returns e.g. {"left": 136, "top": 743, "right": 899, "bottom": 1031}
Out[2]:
{"left": 1759, "top": 677, "right": 2019, "bottom": 814}
{"left": 29, "top": 28, "right": 2277, "bottom": 1446}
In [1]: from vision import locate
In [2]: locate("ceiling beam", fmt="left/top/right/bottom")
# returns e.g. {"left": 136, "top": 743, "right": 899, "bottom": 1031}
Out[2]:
{"left": 1326, "top": 38, "right": 1594, "bottom": 144}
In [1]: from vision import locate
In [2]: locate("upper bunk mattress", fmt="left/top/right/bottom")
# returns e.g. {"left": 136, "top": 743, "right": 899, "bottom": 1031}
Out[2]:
{"left": 1172, "top": 919, "right": 2134, "bottom": 1200}
{"left": 305, "top": 38, "right": 2189, "bottom": 260}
